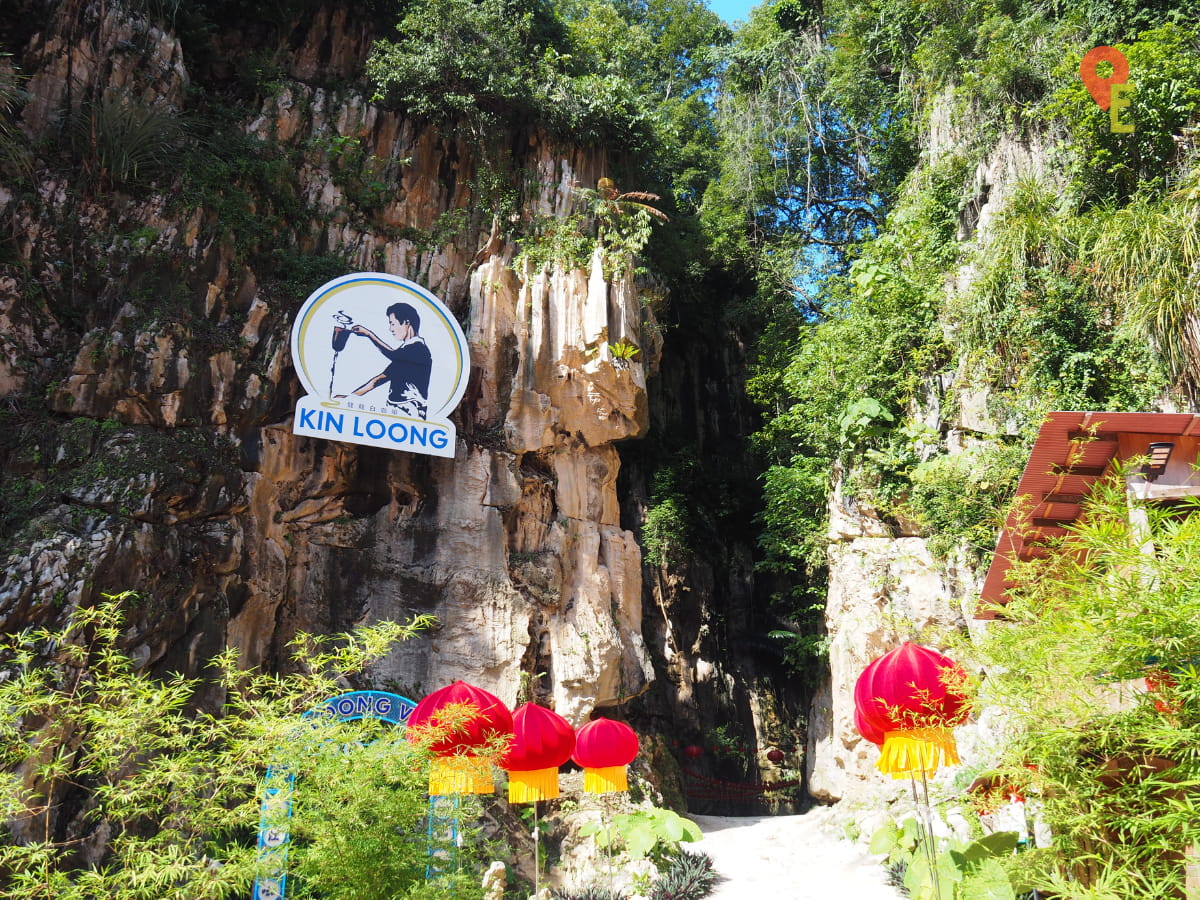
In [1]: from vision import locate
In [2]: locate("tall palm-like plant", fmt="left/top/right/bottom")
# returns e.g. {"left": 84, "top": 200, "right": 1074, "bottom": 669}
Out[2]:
{"left": 585, "top": 177, "right": 669, "bottom": 269}
{"left": 0, "top": 55, "right": 32, "bottom": 184}
{"left": 1088, "top": 162, "right": 1200, "bottom": 400}
{"left": 591, "top": 177, "right": 670, "bottom": 224}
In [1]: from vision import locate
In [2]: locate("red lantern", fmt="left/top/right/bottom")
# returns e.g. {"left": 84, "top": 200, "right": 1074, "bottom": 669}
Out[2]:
{"left": 683, "top": 744, "right": 703, "bottom": 760}
{"left": 766, "top": 748, "right": 785, "bottom": 763}
{"left": 572, "top": 717, "right": 639, "bottom": 794}
{"left": 502, "top": 703, "right": 576, "bottom": 803}
{"left": 854, "top": 705, "right": 886, "bottom": 746}
{"left": 1145, "top": 667, "right": 1178, "bottom": 714}
{"left": 408, "top": 680, "right": 514, "bottom": 795}
{"left": 854, "top": 643, "right": 969, "bottom": 778}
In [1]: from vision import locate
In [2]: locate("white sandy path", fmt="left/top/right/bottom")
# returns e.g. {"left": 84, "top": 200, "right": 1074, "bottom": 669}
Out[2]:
{"left": 691, "top": 809, "right": 904, "bottom": 900}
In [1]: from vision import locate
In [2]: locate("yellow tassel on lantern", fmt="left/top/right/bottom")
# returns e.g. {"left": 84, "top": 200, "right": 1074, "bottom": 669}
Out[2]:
{"left": 429, "top": 756, "right": 494, "bottom": 795}
{"left": 583, "top": 765, "right": 628, "bottom": 794}
{"left": 507, "top": 768, "right": 560, "bottom": 803}
{"left": 877, "top": 728, "right": 960, "bottom": 778}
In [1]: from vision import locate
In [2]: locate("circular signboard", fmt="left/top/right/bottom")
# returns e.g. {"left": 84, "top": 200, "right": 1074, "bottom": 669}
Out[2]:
{"left": 290, "top": 274, "right": 470, "bottom": 458}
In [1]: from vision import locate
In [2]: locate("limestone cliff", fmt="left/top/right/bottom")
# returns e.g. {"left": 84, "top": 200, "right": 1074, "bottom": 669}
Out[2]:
{"left": 0, "top": 0, "right": 794, "bottom": 804}
{"left": 804, "top": 116, "right": 1067, "bottom": 804}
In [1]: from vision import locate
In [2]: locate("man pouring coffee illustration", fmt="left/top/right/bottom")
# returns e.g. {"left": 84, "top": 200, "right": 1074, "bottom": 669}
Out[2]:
{"left": 334, "top": 302, "right": 433, "bottom": 419}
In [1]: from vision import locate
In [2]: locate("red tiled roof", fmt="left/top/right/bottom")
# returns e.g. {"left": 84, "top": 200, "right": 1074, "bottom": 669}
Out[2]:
{"left": 978, "top": 411, "right": 1200, "bottom": 618}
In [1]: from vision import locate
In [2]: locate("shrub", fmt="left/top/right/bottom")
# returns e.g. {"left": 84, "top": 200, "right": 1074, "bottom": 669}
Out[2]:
{"left": 901, "top": 442, "right": 1026, "bottom": 561}
{"left": 72, "top": 92, "right": 185, "bottom": 193}
{"left": 0, "top": 593, "right": 446, "bottom": 899}
{"left": 367, "top": 0, "right": 561, "bottom": 119}
{"left": 550, "top": 887, "right": 628, "bottom": 900}
{"left": 649, "top": 849, "right": 718, "bottom": 900}
{"left": 972, "top": 480, "right": 1200, "bottom": 899}
{"left": 0, "top": 55, "right": 31, "bottom": 185}
{"left": 580, "top": 807, "right": 703, "bottom": 865}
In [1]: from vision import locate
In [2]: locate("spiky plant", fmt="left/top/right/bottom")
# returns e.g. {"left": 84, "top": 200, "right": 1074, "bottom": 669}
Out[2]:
{"left": 72, "top": 91, "right": 184, "bottom": 193}
{"left": 884, "top": 859, "right": 910, "bottom": 895}
{"left": 1088, "top": 161, "right": 1200, "bottom": 398}
{"left": 550, "top": 888, "right": 628, "bottom": 900}
{"left": 0, "top": 54, "right": 31, "bottom": 184}
{"left": 649, "top": 850, "right": 719, "bottom": 900}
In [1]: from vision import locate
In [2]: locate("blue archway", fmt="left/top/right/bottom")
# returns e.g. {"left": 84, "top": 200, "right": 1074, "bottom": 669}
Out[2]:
{"left": 251, "top": 691, "right": 417, "bottom": 900}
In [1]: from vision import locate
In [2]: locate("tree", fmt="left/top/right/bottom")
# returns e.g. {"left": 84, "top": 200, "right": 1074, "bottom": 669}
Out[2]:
{"left": 701, "top": 0, "right": 915, "bottom": 276}
{"left": 366, "top": 0, "right": 571, "bottom": 133}
{"left": 0, "top": 593, "right": 480, "bottom": 900}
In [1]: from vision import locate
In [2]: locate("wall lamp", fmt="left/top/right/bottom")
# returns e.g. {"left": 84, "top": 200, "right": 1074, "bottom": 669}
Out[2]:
{"left": 1143, "top": 441, "right": 1175, "bottom": 481}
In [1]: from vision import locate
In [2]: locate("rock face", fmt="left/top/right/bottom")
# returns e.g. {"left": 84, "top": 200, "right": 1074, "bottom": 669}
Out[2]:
{"left": 806, "top": 521, "right": 971, "bottom": 801}
{"left": 1, "top": 0, "right": 789, "bottom": 803}
{"left": 0, "top": 4, "right": 657, "bottom": 730}
{"left": 805, "top": 99, "right": 1063, "bottom": 804}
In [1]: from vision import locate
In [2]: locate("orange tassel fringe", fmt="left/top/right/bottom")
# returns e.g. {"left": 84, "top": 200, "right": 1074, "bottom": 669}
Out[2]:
{"left": 507, "top": 767, "right": 560, "bottom": 803}
{"left": 429, "top": 756, "right": 494, "bottom": 795}
{"left": 877, "top": 728, "right": 960, "bottom": 778}
{"left": 583, "top": 765, "right": 628, "bottom": 794}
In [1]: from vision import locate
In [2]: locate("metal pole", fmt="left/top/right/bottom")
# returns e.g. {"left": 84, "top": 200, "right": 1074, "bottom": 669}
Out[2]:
{"left": 919, "top": 768, "right": 943, "bottom": 900}
{"left": 603, "top": 792, "right": 614, "bottom": 896}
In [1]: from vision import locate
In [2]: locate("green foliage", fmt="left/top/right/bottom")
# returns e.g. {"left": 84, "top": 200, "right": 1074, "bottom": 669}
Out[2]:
{"left": 750, "top": 151, "right": 964, "bottom": 594}
{"left": 901, "top": 442, "right": 1026, "bottom": 561}
{"left": 579, "top": 807, "right": 702, "bottom": 865}
{"left": 270, "top": 247, "right": 356, "bottom": 301}
{"left": 1045, "top": 24, "right": 1200, "bottom": 203}
{"left": 648, "top": 850, "right": 718, "bottom": 900}
{"left": 758, "top": 455, "right": 829, "bottom": 570}
{"left": 559, "top": 0, "right": 727, "bottom": 106}
{"left": 0, "top": 475, "right": 47, "bottom": 541}
{"left": 705, "top": 724, "right": 751, "bottom": 764}
{"left": 701, "top": 1, "right": 912, "bottom": 270}
{"left": 588, "top": 179, "right": 669, "bottom": 276}
{"left": 642, "top": 494, "right": 691, "bottom": 569}
{"left": 641, "top": 459, "right": 698, "bottom": 569}
{"left": 972, "top": 481, "right": 1200, "bottom": 898}
{"left": 367, "top": 0, "right": 565, "bottom": 127}
{"left": 608, "top": 340, "right": 641, "bottom": 360}
{"left": 558, "top": 0, "right": 728, "bottom": 206}
{"left": 0, "top": 594, "right": 439, "bottom": 898}
{"left": 952, "top": 172, "right": 1171, "bottom": 418}
{"left": 515, "top": 210, "right": 592, "bottom": 272}
{"left": 1088, "top": 160, "right": 1200, "bottom": 397}
{"left": 305, "top": 131, "right": 403, "bottom": 214}
{"left": 551, "top": 887, "right": 627, "bottom": 900}
{"left": 70, "top": 92, "right": 185, "bottom": 194}
{"left": 365, "top": 0, "right": 658, "bottom": 148}
{"left": 285, "top": 725, "right": 443, "bottom": 900}
{"left": 766, "top": 626, "right": 830, "bottom": 670}
{"left": 839, "top": 397, "right": 895, "bottom": 449}
{"left": 176, "top": 123, "right": 306, "bottom": 263}
{"left": 869, "top": 817, "right": 1022, "bottom": 900}
{"left": 516, "top": 178, "right": 668, "bottom": 276}
{"left": 0, "top": 55, "right": 31, "bottom": 186}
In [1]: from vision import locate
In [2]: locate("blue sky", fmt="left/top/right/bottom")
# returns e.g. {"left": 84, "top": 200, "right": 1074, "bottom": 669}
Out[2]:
{"left": 706, "top": 0, "right": 758, "bottom": 25}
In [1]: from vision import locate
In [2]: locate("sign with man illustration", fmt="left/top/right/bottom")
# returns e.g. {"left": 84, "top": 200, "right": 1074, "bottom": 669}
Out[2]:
{"left": 290, "top": 274, "right": 469, "bottom": 458}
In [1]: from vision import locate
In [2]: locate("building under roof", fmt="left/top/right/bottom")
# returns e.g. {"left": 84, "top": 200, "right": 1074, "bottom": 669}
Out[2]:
{"left": 978, "top": 411, "right": 1200, "bottom": 618}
